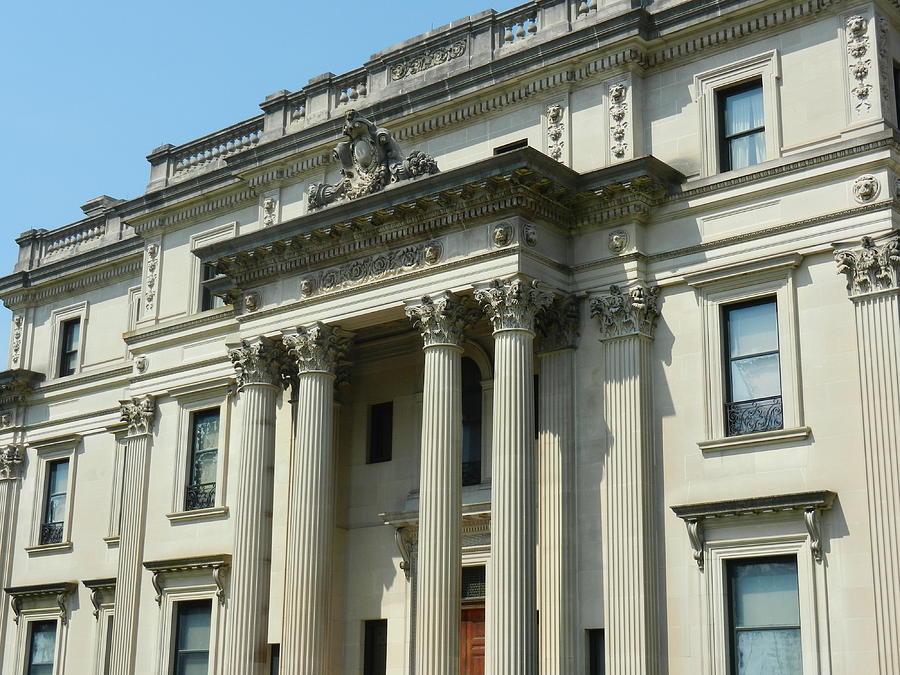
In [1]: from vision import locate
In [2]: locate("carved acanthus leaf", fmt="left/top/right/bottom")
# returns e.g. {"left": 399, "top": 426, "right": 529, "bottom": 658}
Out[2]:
{"left": 0, "top": 445, "right": 24, "bottom": 480}
{"left": 282, "top": 323, "right": 352, "bottom": 375}
{"left": 405, "top": 293, "right": 479, "bottom": 347}
{"left": 228, "top": 337, "right": 284, "bottom": 390}
{"left": 590, "top": 284, "right": 661, "bottom": 340}
{"left": 537, "top": 295, "right": 580, "bottom": 353}
{"left": 119, "top": 394, "right": 156, "bottom": 437}
{"left": 475, "top": 277, "right": 554, "bottom": 333}
{"left": 834, "top": 234, "right": 900, "bottom": 297}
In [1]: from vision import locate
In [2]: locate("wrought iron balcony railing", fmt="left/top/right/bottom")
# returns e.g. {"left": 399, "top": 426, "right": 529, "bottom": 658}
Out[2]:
{"left": 185, "top": 482, "right": 216, "bottom": 511}
{"left": 40, "top": 521, "right": 64, "bottom": 545}
{"left": 725, "top": 395, "right": 783, "bottom": 437}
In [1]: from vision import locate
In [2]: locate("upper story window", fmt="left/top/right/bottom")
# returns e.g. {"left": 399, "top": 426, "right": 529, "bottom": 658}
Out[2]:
{"left": 40, "top": 459, "right": 69, "bottom": 545}
{"left": 172, "top": 599, "right": 212, "bottom": 675}
{"left": 58, "top": 318, "right": 81, "bottom": 377}
{"left": 200, "top": 264, "right": 225, "bottom": 312}
{"left": 363, "top": 619, "right": 387, "bottom": 675}
{"left": 727, "top": 556, "right": 801, "bottom": 673}
{"left": 723, "top": 298, "right": 782, "bottom": 437}
{"left": 185, "top": 410, "right": 219, "bottom": 511}
{"left": 26, "top": 619, "right": 57, "bottom": 675}
{"left": 462, "top": 357, "right": 483, "bottom": 487}
{"left": 718, "top": 80, "right": 764, "bottom": 172}
{"left": 587, "top": 629, "right": 605, "bottom": 675}
{"left": 367, "top": 402, "right": 393, "bottom": 464}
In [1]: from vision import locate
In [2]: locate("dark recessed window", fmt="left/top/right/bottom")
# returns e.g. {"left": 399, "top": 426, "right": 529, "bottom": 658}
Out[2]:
{"left": 493, "top": 138, "right": 528, "bottom": 155}
{"left": 367, "top": 402, "right": 393, "bottom": 464}
{"left": 270, "top": 644, "right": 280, "bottom": 675}
{"left": 27, "top": 620, "right": 57, "bottom": 675}
{"left": 462, "top": 565, "right": 486, "bottom": 601}
{"left": 200, "top": 264, "right": 226, "bottom": 312}
{"left": 587, "top": 629, "right": 605, "bottom": 675}
{"left": 462, "top": 357, "right": 482, "bottom": 486}
{"left": 58, "top": 317, "right": 81, "bottom": 377}
{"left": 40, "top": 459, "right": 69, "bottom": 545}
{"left": 717, "top": 80, "right": 765, "bottom": 171}
{"left": 363, "top": 619, "right": 387, "bottom": 675}
{"left": 185, "top": 409, "right": 219, "bottom": 511}
{"left": 173, "top": 599, "right": 212, "bottom": 675}
{"left": 727, "top": 556, "right": 801, "bottom": 674}
{"left": 723, "top": 298, "right": 782, "bottom": 437}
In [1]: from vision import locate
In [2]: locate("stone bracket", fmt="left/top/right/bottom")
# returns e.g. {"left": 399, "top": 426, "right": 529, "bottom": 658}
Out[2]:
{"left": 82, "top": 578, "right": 116, "bottom": 620}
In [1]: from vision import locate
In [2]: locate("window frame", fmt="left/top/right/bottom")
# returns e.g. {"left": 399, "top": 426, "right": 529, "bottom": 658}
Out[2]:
{"left": 40, "top": 458, "right": 70, "bottom": 546}
{"left": 184, "top": 408, "right": 222, "bottom": 512}
{"left": 16, "top": 614, "right": 64, "bottom": 675}
{"left": 26, "top": 436, "right": 80, "bottom": 554}
{"left": 154, "top": 580, "right": 223, "bottom": 675}
{"left": 48, "top": 302, "right": 88, "bottom": 380}
{"left": 189, "top": 222, "right": 237, "bottom": 315}
{"left": 716, "top": 79, "right": 765, "bottom": 173}
{"left": 694, "top": 50, "right": 782, "bottom": 177}
{"left": 171, "top": 598, "right": 214, "bottom": 675}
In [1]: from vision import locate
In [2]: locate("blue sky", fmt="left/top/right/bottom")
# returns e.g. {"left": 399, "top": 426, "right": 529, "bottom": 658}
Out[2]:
{"left": 0, "top": 0, "right": 515, "bottom": 362}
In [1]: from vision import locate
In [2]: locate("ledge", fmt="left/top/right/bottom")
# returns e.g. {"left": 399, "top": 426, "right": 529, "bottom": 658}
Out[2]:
{"left": 671, "top": 490, "right": 836, "bottom": 521}
{"left": 166, "top": 506, "right": 229, "bottom": 523}
{"left": 102, "top": 535, "right": 120, "bottom": 547}
{"left": 25, "top": 541, "right": 73, "bottom": 556}
{"left": 698, "top": 426, "right": 811, "bottom": 453}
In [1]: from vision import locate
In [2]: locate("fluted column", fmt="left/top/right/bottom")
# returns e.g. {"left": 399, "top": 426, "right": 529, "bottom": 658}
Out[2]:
{"left": 536, "top": 297, "right": 579, "bottom": 675}
{"left": 590, "top": 284, "right": 661, "bottom": 675}
{"left": 223, "top": 338, "right": 284, "bottom": 674}
{"left": 475, "top": 277, "right": 552, "bottom": 675}
{"left": 110, "top": 394, "right": 156, "bottom": 675}
{"left": 834, "top": 234, "right": 900, "bottom": 674}
{"left": 405, "top": 293, "right": 475, "bottom": 675}
{"left": 280, "top": 323, "right": 351, "bottom": 675}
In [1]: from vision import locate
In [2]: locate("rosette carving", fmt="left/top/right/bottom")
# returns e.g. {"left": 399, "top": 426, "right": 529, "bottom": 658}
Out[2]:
{"left": 834, "top": 234, "right": 900, "bottom": 297}
{"left": 590, "top": 284, "right": 661, "bottom": 340}
{"left": 537, "top": 295, "right": 580, "bottom": 353}
{"left": 228, "top": 337, "right": 284, "bottom": 390}
{"left": 0, "top": 445, "right": 23, "bottom": 480}
{"left": 120, "top": 394, "right": 156, "bottom": 436}
{"left": 405, "top": 292, "right": 478, "bottom": 347}
{"left": 282, "top": 323, "right": 352, "bottom": 375}
{"left": 475, "top": 277, "right": 553, "bottom": 333}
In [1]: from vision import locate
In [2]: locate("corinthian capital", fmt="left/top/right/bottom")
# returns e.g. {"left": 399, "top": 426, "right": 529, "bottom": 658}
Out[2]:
{"left": 228, "top": 337, "right": 284, "bottom": 390}
{"left": 590, "top": 284, "right": 660, "bottom": 340}
{"left": 405, "top": 292, "right": 478, "bottom": 347}
{"left": 474, "top": 277, "right": 554, "bottom": 333}
{"left": 119, "top": 394, "right": 156, "bottom": 437}
{"left": 537, "top": 295, "right": 580, "bottom": 353}
{"left": 282, "top": 323, "right": 352, "bottom": 375}
{"left": 0, "top": 445, "right": 24, "bottom": 480}
{"left": 834, "top": 234, "right": 900, "bottom": 297}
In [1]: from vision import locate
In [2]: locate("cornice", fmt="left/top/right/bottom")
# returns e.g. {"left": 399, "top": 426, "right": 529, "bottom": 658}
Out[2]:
{"left": 25, "top": 407, "right": 121, "bottom": 433}
{"left": 35, "top": 365, "right": 133, "bottom": 397}
{"left": 124, "top": 306, "right": 236, "bottom": 347}
{"left": 129, "top": 356, "right": 229, "bottom": 385}
{"left": 124, "top": 185, "right": 259, "bottom": 235}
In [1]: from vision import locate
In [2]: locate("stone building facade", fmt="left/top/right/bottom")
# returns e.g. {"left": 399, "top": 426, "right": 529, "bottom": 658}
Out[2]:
{"left": 1, "top": 0, "right": 899, "bottom": 673}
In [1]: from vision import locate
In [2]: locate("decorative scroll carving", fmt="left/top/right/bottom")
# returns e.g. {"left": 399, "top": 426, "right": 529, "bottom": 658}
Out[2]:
{"left": 686, "top": 519, "right": 704, "bottom": 569}
{"left": 390, "top": 40, "right": 466, "bottom": 80}
{"left": 283, "top": 323, "right": 352, "bottom": 375}
{"left": 546, "top": 103, "right": 565, "bottom": 162}
{"left": 853, "top": 174, "right": 881, "bottom": 203}
{"left": 847, "top": 15, "right": 875, "bottom": 115}
{"left": 82, "top": 579, "right": 116, "bottom": 620}
{"left": 475, "top": 277, "right": 553, "bottom": 333}
{"left": 393, "top": 526, "right": 416, "bottom": 581}
{"left": 590, "top": 284, "right": 661, "bottom": 340}
{"left": 0, "top": 445, "right": 23, "bottom": 480}
{"left": 536, "top": 295, "right": 580, "bottom": 353}
{"left": 834, "top": 234, "right": 900, "bottom": 297}
{"left": 405, "top": 292, "right": 478, "bottom": 347}
{"left": 228, "top": 337, "right": 284, "bottom": 390}
{"left": 10, "top": 315, "right": 23, "bottom": 367}
{"left": 6, "top": 584, "right": 75, "bottom": 625}
{"left": 609, "top": 82, "right": 629, "bottom": 159}
{"left": 805, "top": 508, "right": 824, "bottom": 563}
{"left": 119, "top": 394, "right": 156, "bottom": 436}
{"left": 307, "top": 110, "right": 439, "bottom": 209}
{"left": 143, "top": 243, "right": 160, "bottom": 313}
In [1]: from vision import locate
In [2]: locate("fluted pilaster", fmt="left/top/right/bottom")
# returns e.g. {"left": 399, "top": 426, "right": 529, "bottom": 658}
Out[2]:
{"left": 835, "top": 234, "right": 900, "bottom": 674}
{"left": 536, "top": 297, "right": 579, "bottom": 675}
{"left": 590, "top": 284, "right": 661, "bottom": 675}
{"left": 223, "top": 338, "right": 283, "bottom": 674}
{"left": 406, "top": 293, "right": 475, "bottom": 675}
{"left": 0, "top": 445, "right": 24, "bottom": 660}
{"left": 281, "top": 323, "right": 350, "bottom": 675}
{"left": 110, "top": 394, "right": 156, "bottom": 675}
{"left": 476, "top": 277, "right": 552, "bottom": 675}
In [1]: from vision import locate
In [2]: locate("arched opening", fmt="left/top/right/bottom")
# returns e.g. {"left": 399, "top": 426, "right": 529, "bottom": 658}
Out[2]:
{"left": 461, "top": 356, "right": 483, "bottom": 487}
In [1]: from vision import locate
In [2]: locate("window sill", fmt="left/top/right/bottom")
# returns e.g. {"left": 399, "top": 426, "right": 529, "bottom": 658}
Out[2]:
{"left": 103, "top": 535, "right": 120, "bottom": 547}
{"left": 166, "top": 506, "right": 229, "bottom": 523}
{"left": 25, "top": 541, "right": 73, "bottom": 556}
{"left": 698, "top": 426, "right": 811, "bottom": 453}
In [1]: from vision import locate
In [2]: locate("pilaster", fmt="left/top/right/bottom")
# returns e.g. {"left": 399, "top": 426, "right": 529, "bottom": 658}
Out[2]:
{"left": 475, "top": 276, "right": 552, "bottom": 675}
{"left": 110, "top": 394, "right": 157, "bottom": 675}
{"left": 834, "top": 233, "right": 900, "bottom": 674}
{"left": 589, "top": 284, "right": 662, "bottom": 675}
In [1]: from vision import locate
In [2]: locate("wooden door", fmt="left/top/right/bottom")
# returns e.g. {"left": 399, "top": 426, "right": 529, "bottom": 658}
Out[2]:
{"left": 460, "top": 606, "right": 485, "bottom": 675}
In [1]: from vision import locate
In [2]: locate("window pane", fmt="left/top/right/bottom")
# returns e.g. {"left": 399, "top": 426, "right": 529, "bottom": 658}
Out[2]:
{"left": 193, "top": 413, "right": 219, "bottom": 452}
{"left": 728, "top": 131, "right": 765, "bottom": 170}
{"left": 48, "top": 460, "right": 69, "bottom": 494}
{"left": 63, "top": 319, "right": 81, "bottom": 351}
{"left": 177, "top": 602, "right": 212, "bottom": 651}
{"left": 368, "top": 402, "right": 393, "bottom": 463}
{"left": 730, "top": 354, "right": 782, "bottom": 402}
{"left": 462, "top": 357, "right": 482, "bottom": 486}
{"left": 193, "top": 452, "right": 218, "bottom": 485}
{"left": 176, "top": 652, "right": 210, "bottom": 675}
{"left": 732, "top": 559, "right": 800, "bottom": 628}
{"left": 47, "top": 494, "right": 67, "bottom": 523}
{"left": 728, "top": 302, "right": 778, "bottom": 358}
{"left": 735, "top": 629, "right": 802, "bottom": 675}
{"left": 724, "top": 86, "right": 764, "bottom": 136}
{"left": 28, "top": 620, "right": 56, "bottom": 668}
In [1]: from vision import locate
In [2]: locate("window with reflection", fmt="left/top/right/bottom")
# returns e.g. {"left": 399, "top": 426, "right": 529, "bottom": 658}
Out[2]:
{"left": 723, "top": 298, "right": 782, "bottom": 436}
{"left": 718, "top": 80, "right": 765, "bottom": 171}
{"left": 40, "top": 459, "right": 69, "bottom": 545}
{"left": 727, "top": 556, "right": 801, "bottom": 674}
{"left": 200, "top": 264, "right": 225, "bottom": 312}
{"left": 58, "top": 317, "right": 81, "bottom": 377}
{"left": 185, "top": 410, "right": 219, "bottom": 511}
{"left": 26, "top": 620, "right": 56, "bottom": 675}
{"left": 461, "top": 357, "right": 482, "bottom": 487}
{"left": 173, "top": 600, "right": 211, "bottom": 675}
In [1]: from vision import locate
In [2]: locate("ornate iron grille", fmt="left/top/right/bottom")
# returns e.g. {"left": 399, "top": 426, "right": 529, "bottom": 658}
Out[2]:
{"left": 725, "top": 395, "right": 783, "bottom": 437}
{"left": 185, "top": 482, "right": 216, "bottom": 511}
{"left": 40, "top": 521, "right": 64, "bottom": 545}
{"left": 462, "top": 566, "right": 486, "bottom": 600}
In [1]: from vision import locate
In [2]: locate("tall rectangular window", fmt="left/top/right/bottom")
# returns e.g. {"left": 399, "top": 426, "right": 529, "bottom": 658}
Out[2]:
{"left": 58, "top": 317, "right": 81, "bottom": 377}
{"left": 40, "top": 459, "right": 69, "bottom": 545}
{"left": 723, "top": 298, "right": 782, "bottom": 436}
{"left": 367, "top": 402, "right": 393, "bottom": 464}
{"left": 727, "top": 556, "right": 801, "bottom": 674}
{"left": 363, "top": 619, "right": 387, "bottom": 675}
{"left": 173, "top": 600, "right": 212, "bottom": 675}
{"left": 461, "top": 357, "right": 482, "bottom": 487}
{"left": 587, "top": 629, "right": 605, "bottom": 675}
{"left": 200, "top": 264, "right": 225, "bottom": 312}
{"left": 185, "top": 410, "right": 219, "bottom": 511}
{"left": 718, "top": 80, "right": 765, "bottom": 171}
{"left": 26, "top": 620, "right": 56, "bottom": 675}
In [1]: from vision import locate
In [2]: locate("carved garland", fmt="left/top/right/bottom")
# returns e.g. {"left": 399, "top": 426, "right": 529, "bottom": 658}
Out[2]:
{"left": 390, "top": 40, "right": 467, "bottom": 80}
{"left": 609, "top": 82, "right": 629, "bottom": 159}
{"left": 10, "top": 315, "right": 23, "bottom": 367}
{"left": 546, "top": 103, "right": 565, "bottom": 162}
{"left": 846, "top": 15, "right": 875, "bottom": 116}
{"left": 144, "top": 243, "right": 160, "bottom": 313}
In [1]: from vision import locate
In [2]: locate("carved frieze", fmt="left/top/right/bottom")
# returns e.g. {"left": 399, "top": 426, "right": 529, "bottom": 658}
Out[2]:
{"left": 307, "top": 111, "right": 439, "bottom": 210}
{"left": 834, "top": 234, "right": 900, "bottom": 297}
{"left": 405, "top": 293, "right": 479, "bottom": 348}
{"left": 119, "top": 394, "right": 156, "bottom": 437}
{"left": 228, "top": 337, "right": 284, "bottom": 390}
{"left": 537, "top": 295, "right": 580, "bottom": 353}
{"left": 0, "top": 445, "right": 24, "bottom": 480}
{"left": 283, "top": 323, "right": 352, "bottom": 375}
{"left": 590, "top": 284, "right": 661, "bottom": 340}
{"left": 390, "top": 40, "right": 466, "bottom": 80}
{"left": 475, "top": 277, "right": 553, "bottom": 333}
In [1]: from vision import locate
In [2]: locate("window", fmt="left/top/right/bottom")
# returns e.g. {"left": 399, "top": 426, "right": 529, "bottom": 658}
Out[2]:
{"left": 40, "top": 459, "right": 69, "bottom": 545}
{"left": 717, "top": 80, "right": 765, "bottom": 171}
{"left": 727, "top": 556, "right": 801, "bottom": 674}
{"left": 26, "top": 620, "right": 57, "bottom": 675}
{"left": 587, "top": 629, "right": 605, "bottom": 675}
{"left": 269, "top": 644, "right": 280, "bottom": 675}
{"left": 462, "top": 357, "right": 483, "bottom": 486}
{"left": 462, "top": 565, "right": 486, "bottom": 602}
{"left": 723, "top": 298, "right": 782, "bottom": 436}
{"left": 367, "top": 402, "right": 393, "bottom": 464}
{"left": 200, "top": 265, "right": 225, "bottom": 312}
{"left": 362, "top": 619, "right": 387, "bottom": 675}
{"left": 58, "top": 318, "right": 81, "bottom": 377}
{"left": 172, "top": 600, "right": 212, "bottom": 675}
{"left": 185, "top": 410, "right": 219, "bottom": 511}
{"left": 493, "top": 138, "right": 528, "bottom": 155}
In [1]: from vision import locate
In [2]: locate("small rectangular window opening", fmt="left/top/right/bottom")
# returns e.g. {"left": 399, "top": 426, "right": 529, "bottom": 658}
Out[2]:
{"left": 367, "top": 402, "right": 393, "bottom": 464}
{"left": 201, "top": 264, "right": 226, "bottom": 312}
{"left": 587, "top": 629, "right": 605, "bottom": 675}
{"left": 717, "top": 79, "right": 765, "bottom": 172}
{"left": 462, "top": 565, "right": 487, "bottom": 601}
{"left": 185, "top": 409, "right": 220, "bottom": 511}
{"left": 363, "top": 619, "right": 387, "bottom": 675}
{"left": 58, "top": 318, "right": 81, "bottom": 377}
